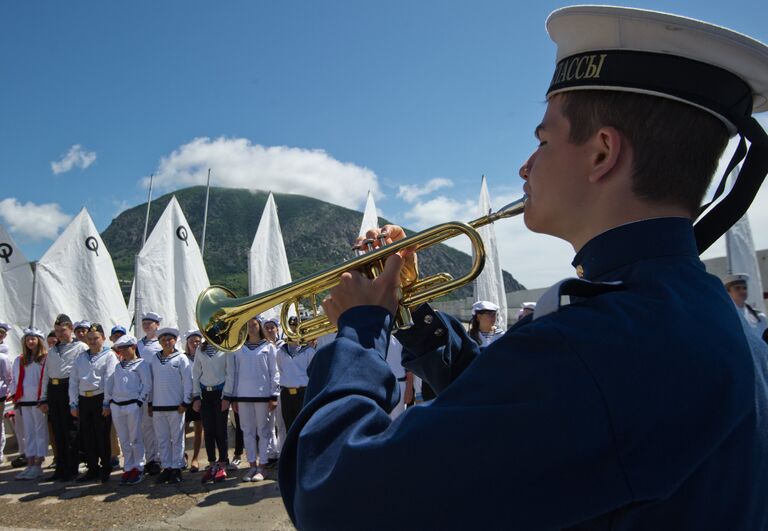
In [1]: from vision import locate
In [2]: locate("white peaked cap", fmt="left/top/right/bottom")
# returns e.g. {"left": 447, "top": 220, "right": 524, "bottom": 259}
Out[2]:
{"left": 113, "top": 334, "right": 138, "bottom": 348}
{"left": 724, "top": 273, "right": 750, "bottom": 286}
{"left": 157, "top": 326, "right": 180, "bottom": 338}
{"left": 141, "top": 311, "right": 163, "bottom": 323}
{"left": 472, "top": 301, "right": 500, "bottom": 315}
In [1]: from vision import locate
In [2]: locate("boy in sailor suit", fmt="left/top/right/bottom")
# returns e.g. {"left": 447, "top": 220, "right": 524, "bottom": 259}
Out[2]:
{"left": 106, "top": 334, "right": 151, "bottom": 485}
{"left": 137, "top": 311, "right": 163, "bottom": 475}
{"left": 147, "top": 326, "right": 192, "bottom": 484}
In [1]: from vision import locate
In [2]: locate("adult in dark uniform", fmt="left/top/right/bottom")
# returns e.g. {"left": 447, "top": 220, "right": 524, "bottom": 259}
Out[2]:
{"left": 278, "top": 6, "right": 768, "bottom": 530}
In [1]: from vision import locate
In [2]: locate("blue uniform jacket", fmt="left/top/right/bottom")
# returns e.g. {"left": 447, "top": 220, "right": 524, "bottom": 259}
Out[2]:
{"left": 278, "top": 218, "right": 768, "bottom": 530}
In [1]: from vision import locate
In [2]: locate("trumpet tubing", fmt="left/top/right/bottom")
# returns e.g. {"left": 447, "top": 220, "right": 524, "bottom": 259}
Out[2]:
{"left": 196, "top": 195, "right": 527, "bottom": 351}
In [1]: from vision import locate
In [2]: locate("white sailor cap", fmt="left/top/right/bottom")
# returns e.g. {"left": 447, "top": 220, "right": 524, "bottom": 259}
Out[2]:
{"left": 724, "top": 273, "right": 749, "bottom": 287}
{"left": 545, "top": 6, "right": 768, "bottom": 254}
{"left": 521, "top": 302, "right": 536, "bottom": 311}
{"left": 73, "top": 320, "right": 91, "bottom": 331}
{"left": 141, "top": 311, "right": 163, "bottom": 323}
{"left": 157, "top": 326, "right": 180, "bottom": 339}
{"left": 0, "top": 322, "right": 10, "bottom": 332}
{"left": 113, "top": 334, "right": 138, "bottom": 348}
{"left": 22, "top": 327, "right": 46, "bottom": 340}
{"left": 185, "top": 329, "right": 203, "bottom": 340}
{"left": 546, "top": 6, "right": 768, "bottom": 132}
{"left": 472, "top": 301, "right": 500, "bottom": 315}
{"left": 261, "top": 316, "right": 280, "bottom": 327}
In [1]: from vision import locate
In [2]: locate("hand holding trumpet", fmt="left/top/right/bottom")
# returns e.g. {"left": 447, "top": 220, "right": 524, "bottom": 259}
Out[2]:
{"left": 322, "top": 225, "right": 415, "bottom": 327}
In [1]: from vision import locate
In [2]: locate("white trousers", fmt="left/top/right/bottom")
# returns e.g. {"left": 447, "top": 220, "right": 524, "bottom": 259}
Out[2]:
{"left": 14, "top": 409, "right": 25, "bottom": 455}
{"left": 152, "top": 410, "right": 185, "bottom": 469}
{"left": 141, "top": 402, "right": 159, "bottom": 462}
{"left": 389, "top": 381, "right": 407, "bottom": 420}
{"left": 268, "top": 400, "right": 284, "bottom": 459}
{"left": 19, "top": 405, "right": 48, "bottom": 459}
{"left": 111, "top": 402, "right": 145, "bottom": 472}
{"left": 238, "top": 402, "right": 272, "bottom": 465}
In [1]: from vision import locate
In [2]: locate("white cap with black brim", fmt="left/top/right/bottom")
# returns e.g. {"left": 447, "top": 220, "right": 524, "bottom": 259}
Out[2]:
{"left": 546, "top": 6, "right": 768, "bottom": 253}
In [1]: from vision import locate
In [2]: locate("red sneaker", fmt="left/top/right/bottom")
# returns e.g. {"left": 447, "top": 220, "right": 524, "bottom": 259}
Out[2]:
{"left": 126, "top": 468, "right": 143, "bottom": 485}
{"left": 120, "top": 471, "right": 130, "bottom": 484}
{"left": 201, "top": 465, "right": 215, "bottom": 484}
{"left": 214, "top": 465, "right": 227, "bottom": 483}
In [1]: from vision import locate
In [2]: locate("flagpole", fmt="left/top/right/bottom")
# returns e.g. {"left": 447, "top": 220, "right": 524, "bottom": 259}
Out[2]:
{"left": 201, "top": 168, "right": 211, "bottom": 259}
{"left": 29, "top": 261, "right": 38, "bottom": 328}
{"left": 134, "top": 173, "right": 154, "bottom": 330}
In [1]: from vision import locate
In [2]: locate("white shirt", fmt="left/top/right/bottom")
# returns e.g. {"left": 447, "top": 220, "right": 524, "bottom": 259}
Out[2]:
{"left": 68, "top": 347, "right": 119, "bottom": 406}
{"left": 386, "top": 336, "right": 406, "bottom": 380}
{"left": 105, "top": 358, "right": 151, "bottom": 406}
{"left": 147, "top": 350, "right": 193, "bottom": 407}
{"left": 192, "top": 343, "right": 229, "bottom": 398}
{"left": 277, "top": 343, "right": 316, "bottom": 388}
{"left": 0, "top": 350, "right": 12, "bottom": 398}
{"left": 478, "top": 329, "right": 505, "bottom": 348}
{"left": 41, "top": 340, "right": 88, "bottom": 400}
{"left": 137, "top": 337, "right": 162, "bottom": 359}
{"left": 11, "top": 357, "right": 46, "bottom": 404}
{"left": 224, "top": 340, "right": 279, "bottom": 400}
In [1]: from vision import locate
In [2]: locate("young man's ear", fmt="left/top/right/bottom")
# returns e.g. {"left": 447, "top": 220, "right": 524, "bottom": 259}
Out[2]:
{"left": 587, "top": 126, "right": 623, "bottom": 183}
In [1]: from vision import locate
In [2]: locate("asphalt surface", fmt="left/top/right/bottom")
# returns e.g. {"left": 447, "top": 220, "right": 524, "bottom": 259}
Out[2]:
{"left": 0, "top": 441, "right": 294, "bottom": 530}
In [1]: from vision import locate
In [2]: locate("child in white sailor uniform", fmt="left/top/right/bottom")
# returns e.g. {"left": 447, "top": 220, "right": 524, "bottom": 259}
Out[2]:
{"left": 261, "top": 316, "right": 283, "bottom": 467}
{"left": 106, "top": 334, "right": 151, "bottom": 485}
{"left": 191, "top": 330, "right": 230, "bottom": 484}
{"left": 0, "top": 322, "right": 13, "bottom": 465}
{"left": 223, "top": 317, "right": 279, "bottom": 482}
{"left": 468, "top": 300, "right": 505, "bottom": 347}
{"left": 69, "top": 323, "right": 118, "bottom": 483}
{"left": 276, "top": 321, "right": 316, "bottom": 431}
{"left": 148, "top": 326, "right": 192, "bottom": 484}
{"left": 137, "top": 311, "right": 163, "bottom": 475}
{"left": 10, "top": 328, "right": 48, "bottom": 480}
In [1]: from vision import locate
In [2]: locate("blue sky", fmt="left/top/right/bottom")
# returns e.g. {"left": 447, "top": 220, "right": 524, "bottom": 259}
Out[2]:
{"left": 1, "top": 0, "right": 767, "bottom": 288}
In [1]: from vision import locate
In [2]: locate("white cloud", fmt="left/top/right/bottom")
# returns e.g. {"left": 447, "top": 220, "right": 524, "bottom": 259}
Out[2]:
{"left": 397, "top": 178, "right": 453, "bottom": 203}
{"left": 0, "top": 199, "right": 72, "bottom": 240}
{"left": 51, "top": 144, "right": 97, "bottom": 174}
{"left": 147, "top": 137, "right": 381, "bottom": 210}
{"left": 403, "top": 196, "right": 475, "bottom": 230}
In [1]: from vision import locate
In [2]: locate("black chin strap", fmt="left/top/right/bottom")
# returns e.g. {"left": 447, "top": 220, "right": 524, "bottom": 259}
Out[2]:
{"left": 694, "top": 117, "right": 768, "bottom": 254}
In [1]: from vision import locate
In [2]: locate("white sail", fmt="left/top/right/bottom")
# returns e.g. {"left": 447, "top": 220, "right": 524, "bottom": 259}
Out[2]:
{"left": 0, "top": 224, "right": 34, "bottom": 354}
{"left": 727, "top": 215, "right": 766, "bottom": 314}
{"left": 249, "top": 193, "right": 293, "bottom": 322}
{"left": 473, "top": 176, "right": 508, "bottom": 329}
{"left": 135, "top": 196, "right": 210, "bottom": 334}
{"left": 34, "top": 208, "right": 130, "bottom": 334}
{"left": 358, "top": 190, "right": 380, "bottom": 239}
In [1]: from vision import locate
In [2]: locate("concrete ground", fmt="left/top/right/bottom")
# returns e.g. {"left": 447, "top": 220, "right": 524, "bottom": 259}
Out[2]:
{"left": 0, "top": 431, "right": 295, "bottom": 531}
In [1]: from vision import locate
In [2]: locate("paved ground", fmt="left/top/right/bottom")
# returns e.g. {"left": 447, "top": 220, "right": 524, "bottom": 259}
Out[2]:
{"left": 0, "top": 442, "right": 294, "bottom": 530}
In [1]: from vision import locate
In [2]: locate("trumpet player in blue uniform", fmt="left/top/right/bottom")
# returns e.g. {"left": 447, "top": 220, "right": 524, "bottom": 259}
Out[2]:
{"left": 278, "top": 6, "right": 768, "bottom": 530}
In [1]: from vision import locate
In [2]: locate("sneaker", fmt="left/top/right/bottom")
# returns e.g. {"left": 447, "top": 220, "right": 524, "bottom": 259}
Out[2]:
{"left": 76, "top": 469, "right": 100, "bottom": 483}
{"left": 229, "top": 456, "right": 242, "bottom": 470}
{"left": 242, "top": 466, "right": 258, "bottom": 482}
{"left": 156, "top": 468, "right": 172, "bottom": 484}
{"left": 15, "top": 466, "right": 33, "bottom": 480}
{"left": 214, "top": 466, "right": 227, "bottom": 483}
{"left": 47, "top": 459, "right": 57, "bottom": 469}
{"left": 29, "top": 465, "right": 44, "bottom": 479}
{"left": 11, "top": 455, "right": 27, "bottom": 468}
{"left": 251, "top": 467, "right": 264, "bottom": 482}
{"left": 145, "top": 460, "right": 161, "bottom": 475}
{"left": 170, "top": 468, "right": 182, "bottom": 484}
{"left": 120, "top": 471, "right": 130, "bottom": 485}
{"left": 201, "top": 465, "right": 215, "bottom": 484}
{"left": 110, "top": 457, "right": 120, "bottom": 469}
{"left": 126, "top": 468, "right": 144, "bottom": 485}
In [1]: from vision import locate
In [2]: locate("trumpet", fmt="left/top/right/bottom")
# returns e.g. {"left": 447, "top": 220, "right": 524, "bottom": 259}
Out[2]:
{"left": 196, "top": 195, "right": 527, "bottom": 351}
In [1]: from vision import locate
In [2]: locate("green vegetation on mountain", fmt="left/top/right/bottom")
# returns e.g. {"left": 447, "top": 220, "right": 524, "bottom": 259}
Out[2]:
{"left": 101, "top": 186, "right": 524, "bottom": 300}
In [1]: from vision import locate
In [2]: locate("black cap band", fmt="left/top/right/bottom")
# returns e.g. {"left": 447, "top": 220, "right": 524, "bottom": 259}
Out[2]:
{"left": 547, "top": 50, "right": 753, "bottom": 130}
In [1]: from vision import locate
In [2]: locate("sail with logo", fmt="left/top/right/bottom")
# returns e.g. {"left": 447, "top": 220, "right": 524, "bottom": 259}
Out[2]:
{"left": 0, "top": 223, "right": 34, "bottom": 351}
{"left": 249, "top": 192, "right": 293, "bottom": 322}
{"left": 132, "top": 196, "right": 210, "bottom": 334}
{"left": 473, "top": 175, "right": 508, "bottom": 329}
{"left": 33, "top": 208, "right": 129, "bottom": 333}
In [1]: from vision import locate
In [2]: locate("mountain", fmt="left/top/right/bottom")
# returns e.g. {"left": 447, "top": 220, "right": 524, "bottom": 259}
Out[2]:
{"left": 101, "top": 186, "right": 525, "bottom": 301}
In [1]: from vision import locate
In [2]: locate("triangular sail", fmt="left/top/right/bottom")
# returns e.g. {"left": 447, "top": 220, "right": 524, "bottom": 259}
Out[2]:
{"left": 134, "top": 196, "right": 210, "bottom": 334}
{"left": 358, "top": 191, "right": 379, "bottom": 239}
{"left": 0, "top": 224, "right": 34, "bottom": 353}
{"left": 473, "top": 176, "right": 508, "bottom": 329}
{"left": 249, "top": 193, "right": 293, "bottom": 322}
{"left": 34, "top": 208, "right": 130, "bottom": 334}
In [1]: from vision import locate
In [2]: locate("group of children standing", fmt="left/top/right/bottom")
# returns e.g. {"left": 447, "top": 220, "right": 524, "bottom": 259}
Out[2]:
{"left": 0, "top": 310, "right": 317, "bottom": 486}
